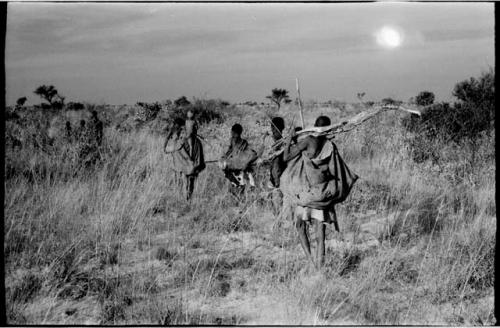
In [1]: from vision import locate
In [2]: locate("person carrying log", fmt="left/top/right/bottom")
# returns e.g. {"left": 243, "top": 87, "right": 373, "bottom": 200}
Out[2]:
{"left": 164, "top": 116, "right": 206, "bottom": 201}
{"left": 219, "top": 123, "right": 258, "bottom": 198}
{"left": 280, "top": 115, "right": 358, "bottom": 269}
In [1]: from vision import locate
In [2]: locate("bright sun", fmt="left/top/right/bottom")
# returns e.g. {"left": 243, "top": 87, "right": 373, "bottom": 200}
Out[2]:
{"left": 376, "top": 26, "right": 402, "bottom": 49}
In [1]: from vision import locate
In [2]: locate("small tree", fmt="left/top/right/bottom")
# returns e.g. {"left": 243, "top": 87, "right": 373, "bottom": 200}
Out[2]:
{"left": 174, "top": 96, "right": 191, "bottom": 107}
{"left": 16, "top": 97, "right": 27, "bottom": 107}
{"left": 415, "top": 91, "right": 435, "bottom": 106}
{"left": 266, "top": 88, "right": 291, "bottom": 110}
{"left": 34, "top": 85, "right": 57, "bottom": 105}
{"left": 34, "top": 85, "right": 65, "bottom": 108}
{"left": 453, "top": 68, "right": 494, "bottom": 111}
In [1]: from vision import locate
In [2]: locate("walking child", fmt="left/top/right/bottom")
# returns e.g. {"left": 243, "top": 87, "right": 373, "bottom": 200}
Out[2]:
{"left": 164, "top": 115, "right": 206, "bottom": 200}
{"left": 220, "top": 124, "right": 258, "bottom": 197}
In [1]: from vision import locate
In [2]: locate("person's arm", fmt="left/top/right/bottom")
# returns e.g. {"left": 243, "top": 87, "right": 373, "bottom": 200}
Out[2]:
{"left": 283, "top": 132, "right": 308, "bottom": 162}
{"left": 239, "top": 139, "right": 249, "bottom": 152}
{"left": 163, "top": 128, "right": 174, "bottom": 153}
{"left": 223, "top": 140, "right": 233, "bottom": 159}
{"left": 97, "top": 122, "right": 104, "bottom": 141}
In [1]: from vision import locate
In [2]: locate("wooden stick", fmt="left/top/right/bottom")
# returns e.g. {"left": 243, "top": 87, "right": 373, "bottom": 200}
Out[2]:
{"left": 296, "top": 78, "right": 305, "bottom": 129}
{"left": 264, "top": 104, "right": 422, "bottom": 160}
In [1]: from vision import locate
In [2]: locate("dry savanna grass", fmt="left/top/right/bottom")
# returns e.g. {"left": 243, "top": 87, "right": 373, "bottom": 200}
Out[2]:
{"left": 4, "top": 100, "right": 495, "bottom": 325}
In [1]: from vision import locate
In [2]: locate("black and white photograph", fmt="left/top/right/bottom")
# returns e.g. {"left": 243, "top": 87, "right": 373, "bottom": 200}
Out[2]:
{"left": 4, "top": 2, "right": 495, "bottom": 325}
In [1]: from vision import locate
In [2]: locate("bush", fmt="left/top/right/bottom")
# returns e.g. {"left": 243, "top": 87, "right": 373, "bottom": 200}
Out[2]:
{"left": 402, "top": 70, "right": 494, "bottom": 166}
{"left": 16, "top": 97, "right": 27, "bottom": 107}
{"left": 415, "top": 91, "right": 435, "bottom": 106}
{"left": 66, "top": 102, "right": 85, "bottom": 110}
{"left": 381, "top": 98, "right": 402, "bottom": 106}
{"left": 136, "top": 102, "right": 162, "bottom": 121}
{"left": 166, "top": 98, "right": 226, "bottom": 126}
{"left": 6, "top": 107, "right": 20, "bottom": 121}
{"left": 174, "top": 96, "right": 191, "bottom": 107}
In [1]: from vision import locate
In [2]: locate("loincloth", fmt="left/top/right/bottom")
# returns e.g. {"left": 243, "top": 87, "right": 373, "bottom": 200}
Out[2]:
{"left": 295, "top": 206, "right": 336, "bottom": 224}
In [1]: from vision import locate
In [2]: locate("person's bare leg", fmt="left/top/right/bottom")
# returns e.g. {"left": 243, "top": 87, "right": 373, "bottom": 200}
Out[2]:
{"left": 295, "top": 216, "right": 314, "bottom": 266}
{"left": 271, "top": 190, "right": 283, "bottom": 217}
{"left": 186, "top": 175, "right": 195, "bottom": 201}
{"left": 315, "top": 220, "right": 326, "bottom": 269}
{"left": 247, "top": 171, "right": 255, "bottom": 187}
{"left": 175, "top": 172, "right": 183, "bottom": 199}
{"left": 173, "top": 171, "right": 178, "bottom": 186}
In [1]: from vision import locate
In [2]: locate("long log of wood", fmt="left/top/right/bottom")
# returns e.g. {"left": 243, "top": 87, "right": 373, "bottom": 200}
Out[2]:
{"left": 264, "top": 104, "right": 422, "bottom": 161}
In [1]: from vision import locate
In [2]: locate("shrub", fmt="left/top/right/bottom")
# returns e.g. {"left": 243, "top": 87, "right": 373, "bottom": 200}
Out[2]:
{"left": 402, "top": 70, "right": 494, "bottom": 166}
{"left": 188, "top": 99, "right": 226, "bottom": 124}
{"left": 136, "top": 102, "right": 162, "bottom": 121}
{"left": 16, "top": 97, "right": 27, "bottom": 107}
{"left": 66, "top": 102, "right": 85, "bottom": 110}
{"left": 415, "top": 91, "right": 435, "bottom": 106}
{"left": 381, "top": 97, "right": 402, "bottom": 106}
{"left": 166, "top": 98, "right": 226, "bottom": 126}
{"left": 174, "top": 96, "right": 191, "bottom": 107}
{"left": 6, "top": 107, "right": 20, "bottom": 121}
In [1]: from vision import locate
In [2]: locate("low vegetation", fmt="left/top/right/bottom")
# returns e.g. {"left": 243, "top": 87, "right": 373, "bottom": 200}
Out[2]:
{"left": 4, "top": 71, "right": 495, "bottom": 324}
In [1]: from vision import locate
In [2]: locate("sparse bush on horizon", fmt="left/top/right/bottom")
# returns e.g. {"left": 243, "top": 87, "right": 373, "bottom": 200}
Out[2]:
{"left": 266, "top": 88, "right": 292, "bottom": 110}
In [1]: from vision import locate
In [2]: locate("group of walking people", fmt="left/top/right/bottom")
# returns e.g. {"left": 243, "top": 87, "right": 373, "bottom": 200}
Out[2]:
{"left": 163, "top": 110, "right": 358, "bottom": 269}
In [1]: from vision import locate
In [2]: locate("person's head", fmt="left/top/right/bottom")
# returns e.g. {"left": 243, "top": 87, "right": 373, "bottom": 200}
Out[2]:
{"left": 314, "top": 115, "right": 331, "bottom": 127}
{"left": 66, "top": 121, "right": 71, "bottom": 128}
{"left": 186, "top": 110, "right": 194, "bottom": 119}
{"left": 92, "top": 110, "right": 98, "bottom": 120}
{"left": 80, "top": 120, "right": 86, "bottom": 128}
{"left": 231, "top": 123, "right": 243, "bottom": 139}
{"left": 271, "top": 117, "right": 285, "bottom": 139}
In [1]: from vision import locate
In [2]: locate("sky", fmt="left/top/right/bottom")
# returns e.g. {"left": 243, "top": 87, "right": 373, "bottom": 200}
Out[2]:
{"left": 5, "top": 2, "right": 494, "bottom": 106}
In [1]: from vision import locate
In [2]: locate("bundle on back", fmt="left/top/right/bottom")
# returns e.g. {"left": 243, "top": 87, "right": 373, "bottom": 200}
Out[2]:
{"left": 223, "top": 147, "right": 258, "bottom": 171}
{"left": 280, "top": 140, "right": 359, "bottom": 209}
